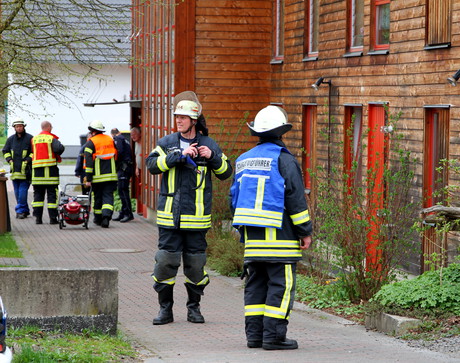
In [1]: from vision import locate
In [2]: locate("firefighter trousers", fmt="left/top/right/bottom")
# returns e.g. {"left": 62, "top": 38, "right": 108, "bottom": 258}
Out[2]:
{"left": 91, "top": 181, "right": 117, "bottom": 220}
{"left": 32, "top": 184, "right": 59, "bottom": 219}
{"left": 244, "top": 262, "right": 297, "bottom": 343}
{"left": 152, "top": 228, "right": 209, "bottom": 290}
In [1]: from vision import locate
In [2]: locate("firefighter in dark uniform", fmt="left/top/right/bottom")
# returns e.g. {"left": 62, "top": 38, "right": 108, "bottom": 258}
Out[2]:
{"left": 2, "top": 119, "right": 33, "bottom": 219}
{"left": 84, "top": 120, "right": 118, "bottom": 228}
{"left": 146, "top": 91, "right": 233, "bottom": 325}
{"left": 31, "top": 121, "right": 65, "bottom": 225}
{"left": 230, "top": 105, "right": 313, "bottom": 350}
{"left": 111, "top": 128, "right": 134, "bottom": 223}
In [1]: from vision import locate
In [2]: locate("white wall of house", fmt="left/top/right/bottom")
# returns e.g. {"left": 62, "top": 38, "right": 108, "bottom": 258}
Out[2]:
{"left": 7, "top": 64, "right": 131, "bottom": 146}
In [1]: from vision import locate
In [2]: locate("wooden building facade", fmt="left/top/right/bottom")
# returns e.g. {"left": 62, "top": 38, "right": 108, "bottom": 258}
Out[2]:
{"left": 131, "top": 0, "right": 460, "bottom": 274}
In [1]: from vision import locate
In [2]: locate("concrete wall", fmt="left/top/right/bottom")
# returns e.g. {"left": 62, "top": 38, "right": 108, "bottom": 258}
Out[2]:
{"left": 0, "top": 268, "right": 118, "bottom": 334}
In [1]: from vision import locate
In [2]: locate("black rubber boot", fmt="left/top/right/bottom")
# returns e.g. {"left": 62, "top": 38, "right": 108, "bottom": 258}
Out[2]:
{"left": 153, "top": 285, "right": 174, "bottom": 325}
{"left": 185, "top": 283, "right": 205, "bottom": 323}
{"left": 262, "top": 338, "right": 298, "bottom": 350}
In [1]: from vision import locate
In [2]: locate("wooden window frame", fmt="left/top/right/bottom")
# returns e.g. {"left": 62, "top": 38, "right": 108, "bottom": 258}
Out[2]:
{"left": 344, "top": 105, "right": 363, "bottom": 194}
{"left": 347, "top": 0, "right": 364, "bottom": 52}
{"left": 371, "top": 0, "right": 390, "bottom": 51}
{"left": 302, "top": 104, "right": 317, "bottom": 193}
{"left": 426, "top": 0, "right": 452, "bottom": 47}
{"left": 304, "top": 0, "right": 319, "bottom": 58}
{"left": 423, "top": 107, "right": 450, "bottom": 208}
{"left": 272, "top": 0, "right": 285, "bottom": 62}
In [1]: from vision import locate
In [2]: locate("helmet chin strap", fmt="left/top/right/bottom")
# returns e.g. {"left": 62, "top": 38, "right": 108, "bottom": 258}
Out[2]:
{"left": 184, "top": 120, "right": 197, "bottom": 139}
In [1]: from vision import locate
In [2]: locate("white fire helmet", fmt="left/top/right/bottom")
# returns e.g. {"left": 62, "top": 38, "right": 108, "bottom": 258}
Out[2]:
{"left": 12, "top": 118, "right": 26, "bottom": 127}
{"left": 88, "top": 120, "right": 105, "bottom": 132}
{"left": 248, "top": 105, "right": 292, "bottom": 137}
{"left": 174, "top": 100, "right": 200, "bottom": 120}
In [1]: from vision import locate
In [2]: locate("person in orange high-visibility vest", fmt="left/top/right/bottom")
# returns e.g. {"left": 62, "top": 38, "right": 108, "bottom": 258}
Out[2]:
{"left": 84, "top": 120, "right": 118, "bottom": 228}
{"left": 31, "top": 121, "right": 65, "bottom": 225}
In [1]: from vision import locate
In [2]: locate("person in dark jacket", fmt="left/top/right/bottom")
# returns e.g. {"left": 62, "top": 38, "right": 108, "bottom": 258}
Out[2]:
{"left": 230, "top": 105, "right": 313, "bottom": 351}
{"left": 2, "top": 119, "right": 33, "bottom": 219}
{"left": 31, "top": 121, "right": 65, "bottom": 224}
{"left": 111, "top": 128, "right": 134, "bottom": 223}
{"left": 75, "top": 132, "right": 91, "bottom": 195}
{"left": 146, "top": 91, "right": 233, "bottom": 325}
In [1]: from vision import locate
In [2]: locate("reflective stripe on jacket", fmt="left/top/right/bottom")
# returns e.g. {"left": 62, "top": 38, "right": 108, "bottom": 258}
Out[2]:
{"left": 31, "top": 131, "right": 64, "bottom": 185}
{"left": 84, "top": 134, "right": 118, "bottom": 183}
{"left": 230, "top": 140, "right": 312, "bottom": 263}
{"left": 32, "top": 132, "right": 59, "bottom": 168}
{"left": 146, "top": 132, "right": 233, "bottom": 230}
{"left": 231, "top": 143, "right": 286, "bottom": 229}
{"left": 2, "top": 132, "right": 33, "bottom": 180}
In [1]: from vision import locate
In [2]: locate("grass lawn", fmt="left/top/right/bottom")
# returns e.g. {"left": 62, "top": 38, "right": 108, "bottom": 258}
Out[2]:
{"left": 0, "top": 233, "right": 23, "bottom": 258}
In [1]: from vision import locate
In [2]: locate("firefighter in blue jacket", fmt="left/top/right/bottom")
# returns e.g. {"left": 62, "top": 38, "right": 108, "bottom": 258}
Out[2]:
{"left": 230, "top": 105, "right": 313, "bottom": 350}
{"left": 146, "top": 91, "right": 233, "bottom": 325}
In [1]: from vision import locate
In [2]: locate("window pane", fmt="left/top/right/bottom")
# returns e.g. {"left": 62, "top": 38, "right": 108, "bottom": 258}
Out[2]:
{"left": 352, "top": 0, "right": 364, "bottom": 47}
{"left": 310, "top": 0, "right": 319, "bottom": 53}
{"left": 376, "top": 3, "right": 390, "bottom": 45}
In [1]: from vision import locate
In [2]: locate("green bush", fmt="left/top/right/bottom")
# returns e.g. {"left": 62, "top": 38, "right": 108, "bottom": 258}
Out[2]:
{"left": 371, "top": 263, "right": 460, "bottom": 314}
{"left": 296, "top": 274, "right": 350, "bottom": 309}
{"left": 206, "top": 227, "right": 244, "bottom": 277}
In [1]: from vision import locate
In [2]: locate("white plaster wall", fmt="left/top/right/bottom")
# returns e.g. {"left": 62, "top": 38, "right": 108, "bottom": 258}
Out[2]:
{"left": 7, "top": 64, "right": 131, "bottom": 145}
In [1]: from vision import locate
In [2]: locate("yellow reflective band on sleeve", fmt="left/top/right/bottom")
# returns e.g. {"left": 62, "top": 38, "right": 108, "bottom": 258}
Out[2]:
{"left": 157, "top": 155, "right": 169, "bottom": 172}
{"left": 290, "top": 209, "right": 310, "bottom": 225}
{"left": 245, "top": 304, "right": 265, "bottom": 316}
{"left": 86, "top": 167, "right": 94, "bottom": 173}
{"left": 84, "top": 147, "right": 93, "bottom": 154}
{"left": 4, "top": 152, "right": 11, "bottom": 158}
{"left": 214, "top": 153, "right": 229, "bottom": 175}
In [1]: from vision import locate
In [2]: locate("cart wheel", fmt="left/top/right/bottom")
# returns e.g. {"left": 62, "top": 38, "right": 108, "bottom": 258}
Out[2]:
{"left": 84, "top": 221, "right": 89, "bottom": 229}
{"left": 59, "top": 220, "right": 63, "bottom": 230}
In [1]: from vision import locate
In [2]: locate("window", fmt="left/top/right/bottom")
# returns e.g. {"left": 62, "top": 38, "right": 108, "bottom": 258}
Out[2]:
{"left": 371, "top": 0, "right": 390, "bottom": 51}
{"left": 273, "top": 0, "right": 285, "bottom": 62}
{"left": 423, "top": 108, "right": 449, "bottom": 208}
{"left": 304, "top": 0, "right": 319, "bottom": 58}
{"left": 344, "top": 106, "right": 363, "bottom": 193}
{"left": 302, "top": 104, "right": 317, "bottom": 192}
{"left": 347, "top": 0, "right": 364, "bottom": 52}
{"left": 426, "top": 0, "right": 452, "bottom": 47}
{"left": 422, "top": 107, "right": 450, "bottom": 271}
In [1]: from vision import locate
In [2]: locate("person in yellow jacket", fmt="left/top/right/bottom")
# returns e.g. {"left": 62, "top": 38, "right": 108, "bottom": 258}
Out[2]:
{"left": 84, "top": 120, "right": 118, "bottom": 228}
{"left": 31, "top": 121, "right": 65, "bottom": 224}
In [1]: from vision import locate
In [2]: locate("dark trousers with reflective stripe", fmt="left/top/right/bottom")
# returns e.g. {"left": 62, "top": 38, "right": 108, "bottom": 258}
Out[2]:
{"left": 92, "top": 181, "right": 117, "bottom": 219}
{"left": 117, "top": 174, "right": 132, "bottom": 218}
{"left": 32, "top": 184, "right": 58, "bottom": 219}
{"left": 244, "top": 262, "right": 296, "bottom": 343}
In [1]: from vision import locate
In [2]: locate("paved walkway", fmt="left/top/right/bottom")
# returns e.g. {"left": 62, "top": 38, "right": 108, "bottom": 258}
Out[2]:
{"left": 2, "top": 177, "right": 460, "bottom": 363}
